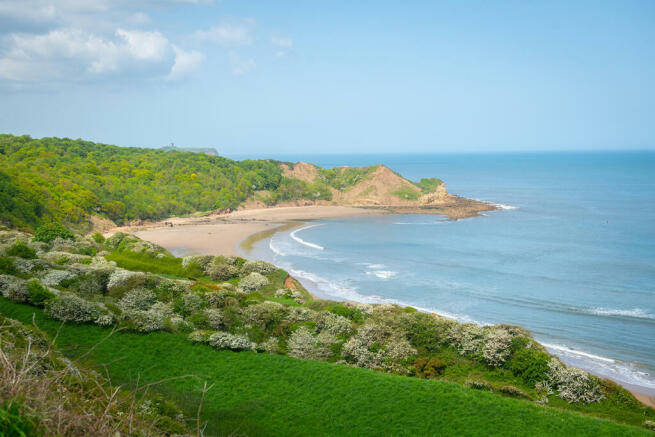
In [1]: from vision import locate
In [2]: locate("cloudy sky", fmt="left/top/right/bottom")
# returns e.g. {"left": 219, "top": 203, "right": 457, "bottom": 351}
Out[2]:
{"left": 0, "top": 0, "right": 654, "bottom": 154}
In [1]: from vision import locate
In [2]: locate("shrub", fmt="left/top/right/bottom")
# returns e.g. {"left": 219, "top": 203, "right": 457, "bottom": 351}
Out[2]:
{"left": 205, "top": 291, "right": 238, "bottom": 308}
{"left": 448, "top": 323, "right": 485, "bottom": 356}
{"left": 208, "top": 332, "right": 254, "bottom": 351}
{"left": 95, "top": 314, "right": 115, "bottom": 327}
{"left": 181, "top": 255, "right": 213, "bottom": 269}
{"left": 466, "top": 380, "right": 492, "bottom": 391}
{"left": 188, "top": 330, "right": 213, "bottom": 343}
{"left": 288, "top": 326, "right": 336, "bottom": 361}
{"left": 107, "top": 269, "right": 146, "bottom": 295}
{"left": 0, "top": 257, "right": 16, "bottom": 275}
{"left": 40, "top": 269, "right": 76, "bottom": 287}
{"left": 506, "top": 339, "right": 550, "bottom": 385}
{"left": 175, "top": 293, "right": 205, "bottom": 316}
{"left": 76, "top": 270, "right": 110, "bottom": 294}
{"left": 3, "top": 281, "right": 29, "bottom": 303}
{"left": 315, "top": 311, "right": 352, "bottom": 336}
{"left": 257, "top": 337, "right": 280, "bottom": 354}
{"left": 186, "top": 312, "right": 210, "bottom": 329}
{"left": 404, "top": 313, "right": 453, "bottom": 353}
{"left": 123, "top": 310, "right": 165, "bottom": 332}
{"left": 240, "top": 260, "right": 277, "bottom": 275}
{"left": 204, "top": 308, "right": 224, "bottom": 329}
{"left": 27, "top": 279, "right": 55, "bottom": 306}
{"left": 325, "top": 303, "right": 363, "bottom": 323}
{"left": 91, "top": 232, "right": 105, "bottom": 244}
{"left": 45, "top": 293, "right": 100, "bottom": 323}
{"left": 546, "top": 359, "right": 604, "bottom": 403}
{"left": 482, "top": 328, "right": 513, "bottom": 367}
{"left": 242, "top": 302, "right": 285, "bottom": 330}
{"left": 34, "top": 222, "right": 74, "bottom": 243}
{"left": 644, "top": 420, "right": 655, "bottom": 431}
{"left": 168, "top": 317, "right": 195, "bottom": 333}
{"left": 414, "top": 357, "right": 447, "bottom": 378}
{"left": 6, "top": 241, "right": 36, "bottom": 259}
{"left": 119, "top": 288, "right": 157, "bottom": 311}
{"left": 238, "top": 272, "right": 269, "bottom": 293}
{"left": 206, "top": 263, "right": 239, "bottom": 281}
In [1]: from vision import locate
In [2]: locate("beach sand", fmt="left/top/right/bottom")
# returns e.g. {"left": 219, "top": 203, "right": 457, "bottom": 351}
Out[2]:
{"left": 108, "top": 205, "right": 386, "bottom": 256}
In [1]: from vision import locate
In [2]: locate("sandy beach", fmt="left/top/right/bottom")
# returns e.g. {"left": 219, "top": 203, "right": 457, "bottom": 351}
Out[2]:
{"left": 108, "top": 205, "right": 386, "bottom": 256}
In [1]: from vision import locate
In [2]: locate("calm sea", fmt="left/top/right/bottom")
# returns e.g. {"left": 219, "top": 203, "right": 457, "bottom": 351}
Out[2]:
{"left": 234, "top": 152, "right": 655, "bottom": 394}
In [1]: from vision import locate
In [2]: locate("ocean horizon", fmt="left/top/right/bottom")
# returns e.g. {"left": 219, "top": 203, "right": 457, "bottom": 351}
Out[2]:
{"left": 240, "top": 151, "right": 655, "bottom": 396}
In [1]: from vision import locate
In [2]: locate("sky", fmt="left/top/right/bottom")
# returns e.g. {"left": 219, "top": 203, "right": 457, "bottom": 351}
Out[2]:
{"left": 0, "top": 0, "right": 654, "bottom": 155}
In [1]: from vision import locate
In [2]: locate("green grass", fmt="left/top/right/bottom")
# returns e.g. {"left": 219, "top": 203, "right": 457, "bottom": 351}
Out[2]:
{"left": 1, "top": 298, "right": 650, "bottom": 437}
{"left": 105, "top": 250, "right": 204, "bottom": 280}
{"left": 414, "top": 177, "right": 444, "bottom": 193}
{"left": 392, "top": 186, "right": 421, "bottom": 201}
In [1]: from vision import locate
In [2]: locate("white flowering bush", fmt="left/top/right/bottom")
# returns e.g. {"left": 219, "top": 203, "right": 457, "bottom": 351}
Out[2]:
{"left": 546, "top": 359, "right": 604, "bottom": 403}
{"left": 123, "top": 310, "right": 165, "bottom": 333}
{"left": 107, "top": 269, "right": 146, "bottom": 293}
{"left": 482, "top": 328, "right": 514, "bottom": 367}
{"left": 448, "top": 323, "right": 485, "bottom": 356}
{"left": 119, "top": 288, "right": 157, "bottom": 311}
{"left": 242, "top": 302, "right": 286, "bottom": 329}
{"left": 76, "top": 269, "right": 111, "bottom": 295}
{"left": 95, "top": 314, "right": 115, "bottom": 327}
{"left": 240, "top": 260, "right": 277, "bottom": 276}
{"left": 288, "top": 327, "right": 336, "bottom": 361}
{"left": 238, "top": 272, "right": 269, "bottom": 293}
{"left": 179, "top": 293, "right": 205, "bottom": 315}
{"left": 4, "top": 280, "right": 29, "bottom": 303}
{"left": 40, "top": 269, "right": 76, "bottom": 287}
{"left": 342, "top": 324, "right": 416, "bottom": 372}
{"left": 275, "top": 288, "right": 306, "bottom": 303}
{"left": 150, "top": 302, "right": 175, "bottom": 319}
{"left": 257, "top": 337, "right": 280, "bottom": 354}
{"left": 41, "top": 251, "right": 91, "bottom": 265}
{"left": 204, "top": 291, "right": 238, "bottom": 308}
{"left": 45, "top": 293, "right": 100, "bottom": 323}
{"left": 208, "top": 332, "right": 254, "bottom": 351}
{"left": 285, "top": 307, "right": 317, "bottom": 323}
{"left": 206, "top": 263, "right": 239, "bottom": 281}
{"left": 315, "top": 311, "right": 352, "bottom": 336}
{"left": 204, "top": 308, "right": 224, "bottom": 329}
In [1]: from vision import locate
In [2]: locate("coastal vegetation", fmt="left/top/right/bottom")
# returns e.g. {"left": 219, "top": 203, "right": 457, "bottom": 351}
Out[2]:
{"left": 0, "top": 227, "right": 654, "bottom": 434}
{"left": 0, "top": 134, "right": 462, "bottom": 232}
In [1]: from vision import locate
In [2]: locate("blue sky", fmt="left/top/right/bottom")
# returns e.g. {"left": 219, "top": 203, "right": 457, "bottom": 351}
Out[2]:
{"left": 0, "top": 0, "right": 654, "bottom": 154}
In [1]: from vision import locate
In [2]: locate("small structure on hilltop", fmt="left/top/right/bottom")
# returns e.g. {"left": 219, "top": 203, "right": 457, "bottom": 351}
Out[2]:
{"left": 161, "top": 143, "right": 218, "bottom": 156}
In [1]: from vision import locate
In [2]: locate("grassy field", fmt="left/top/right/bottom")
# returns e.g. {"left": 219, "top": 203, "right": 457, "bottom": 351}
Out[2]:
{"left": 1, "top": 298, "right": 650, "bottom": 437}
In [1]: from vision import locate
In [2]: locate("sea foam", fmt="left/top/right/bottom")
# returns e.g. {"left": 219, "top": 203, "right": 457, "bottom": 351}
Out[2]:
{"left": 290, "top": 225, "right": 324, "bottom": 250}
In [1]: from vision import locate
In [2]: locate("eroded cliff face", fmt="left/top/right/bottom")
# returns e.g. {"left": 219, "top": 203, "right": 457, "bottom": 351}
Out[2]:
{"left": 419, "top": 183, "right": 454, "bottom": 205}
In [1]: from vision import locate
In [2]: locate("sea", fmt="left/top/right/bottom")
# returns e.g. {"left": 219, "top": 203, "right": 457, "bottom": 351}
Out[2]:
{"left": 232, "top": 151, "right": 655, "bottom": 395}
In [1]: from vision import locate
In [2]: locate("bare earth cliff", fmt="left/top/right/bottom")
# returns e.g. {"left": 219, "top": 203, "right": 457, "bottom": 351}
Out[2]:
{"left": 277, "top": 162, "right": 494, "bottom": 219}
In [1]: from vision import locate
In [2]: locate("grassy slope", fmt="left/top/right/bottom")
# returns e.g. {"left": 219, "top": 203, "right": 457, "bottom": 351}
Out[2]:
{"left": 0, "top": 299, "right": 649, "bottom": 437}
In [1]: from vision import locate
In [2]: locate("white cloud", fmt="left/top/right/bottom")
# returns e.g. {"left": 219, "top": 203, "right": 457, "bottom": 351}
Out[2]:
{"left": 271, "top": 36, "right": 292, "bottom": 48}
{"left": 195, "top": 21, "right": 254, "bottom": 47}
{"left": 0, "top": 28, "right": 175, "bottom": 82}
{"left": 229, "top": 52, "right": 255, "bottom": 75}
{"left": 167, "top": 45, "right": 204, "bottom": 81}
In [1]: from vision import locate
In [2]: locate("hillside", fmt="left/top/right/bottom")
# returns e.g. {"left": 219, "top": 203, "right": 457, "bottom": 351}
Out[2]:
{"left": 0, "top": 134, "right": 491, "bottom": 233}
{"left": 0, "top": 228, "right": 654, "bottom": 435}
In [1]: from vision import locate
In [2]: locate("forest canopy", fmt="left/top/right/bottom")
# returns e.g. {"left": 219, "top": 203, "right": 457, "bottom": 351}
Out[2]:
{"left": 0, "top": 134, "right": 308, "bottom": 230}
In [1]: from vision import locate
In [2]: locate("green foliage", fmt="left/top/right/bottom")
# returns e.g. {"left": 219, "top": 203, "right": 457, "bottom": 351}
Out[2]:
{"left": 392, "top": 186, "right": 421, "bottom": 201}
{"left": 505, "top": 337, "right": 551, "bottom": 385}
{"left": 6, "top": 241, "right": 36, "bottom": 259}
{"left": 33, "top": 222, "right": 74, "bottom": 243}
{"left": 91, "top": 232, "right": 105, "bottom": 244}
{"left": 325, "top": 303, "right": 364, "bottom": 323}
{"left": 317, "top": 165, "right": 378, "bottom": 190}
{"left": 0, "top": 135, "right": 296, "bottom": 228}
{"left": 0, "top": 257, "right": 17, "bottom": 275}
{"left": 414, "top": 177, "right": 444, "bottom": 193}
{"left": 1, "top": 300, "right": 651, "bottom": 437}
{"left": 263, "top": 177, "right": 332, "bottom": 205}
{"left": 26, "top": 280, "right": 54, "bottom": 307}
{"left": 105, "top": 251, "right": 202, "bottom": 279}
{"left": 0, "top": 401, "right": 41, "bottom": 437}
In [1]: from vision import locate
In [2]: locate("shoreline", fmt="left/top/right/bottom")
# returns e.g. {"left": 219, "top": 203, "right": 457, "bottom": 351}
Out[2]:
{"left": 105, "top": 204, "right": 655, "bottom": 409}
